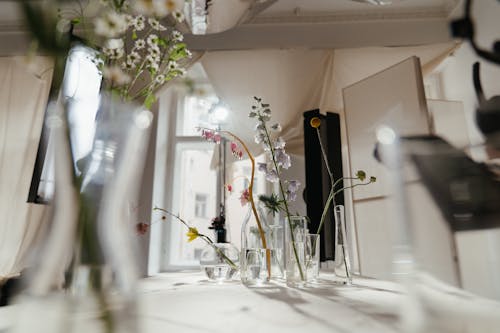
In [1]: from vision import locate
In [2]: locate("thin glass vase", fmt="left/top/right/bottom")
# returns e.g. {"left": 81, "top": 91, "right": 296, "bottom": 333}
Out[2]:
{"left": 333, "top": 205, "right": 353, "bottom": 285}
{"left": 285, "top": 215, "right": 308, "bottom": 287}
{"left": 240, "top": 205, "right": 284, "bottom": 286}
{"left": 306, "top": 233, "right": 321, "bottom": 283}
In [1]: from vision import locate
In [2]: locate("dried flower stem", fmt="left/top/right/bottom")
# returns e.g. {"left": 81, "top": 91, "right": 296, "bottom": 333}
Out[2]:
{"left": 218, "top": 130, "right": 271, "bottom": 279}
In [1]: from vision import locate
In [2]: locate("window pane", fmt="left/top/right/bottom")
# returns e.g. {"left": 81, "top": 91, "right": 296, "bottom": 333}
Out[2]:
{"left": 176, "top": 92, "right": 218, "bottom": 136}
{"left": 169, "top": 145, "right": 217, "bottom": 266}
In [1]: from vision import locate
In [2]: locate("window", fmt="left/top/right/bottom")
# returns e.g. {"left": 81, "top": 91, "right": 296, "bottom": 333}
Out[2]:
{"left": 155, "top": 64, "right": 269, "bottom": 270}
{"left": 195, "top": 193, "right": 208, "bottom": 217}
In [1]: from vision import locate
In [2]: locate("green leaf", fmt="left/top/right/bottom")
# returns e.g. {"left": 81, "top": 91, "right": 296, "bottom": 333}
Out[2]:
{"left": 144, "top": 94, "right": 156, "bottom": 110}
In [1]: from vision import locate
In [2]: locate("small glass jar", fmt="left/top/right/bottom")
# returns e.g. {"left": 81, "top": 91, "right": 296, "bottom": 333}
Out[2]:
{"left": 200, "top": 243, "right": 239, "bottom": 282}
{"left": 240, "top": 205, "right": 285, "bottom": 286}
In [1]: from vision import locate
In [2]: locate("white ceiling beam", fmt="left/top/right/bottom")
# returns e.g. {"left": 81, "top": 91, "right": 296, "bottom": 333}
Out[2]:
{"left": 185, "top": 18, "right": 454, "bottom": 51}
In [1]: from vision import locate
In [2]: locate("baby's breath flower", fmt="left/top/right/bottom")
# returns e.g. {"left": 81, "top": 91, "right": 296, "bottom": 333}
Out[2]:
{"left": 148, "top": 17, "right": 167, "bottom": 31}
{"left": 167, "top": 61, "right": 179, "bottom": 70}
{"left": 155, "top": 74, "right": 165, "bottom": 84}
{"left": 147, "top": 34, "right": 158, "bottom": 47}
{"left": 134, "top": 39, "right": 146, "bottom": 50}
{"left": 173, "top": 10, "right": 185, "bottom": 22}
{"left": 133, "top": 15, "right": 146, "bottom": 31}
{"left": 172, "top": 30, "right": 183, "bottom": 41}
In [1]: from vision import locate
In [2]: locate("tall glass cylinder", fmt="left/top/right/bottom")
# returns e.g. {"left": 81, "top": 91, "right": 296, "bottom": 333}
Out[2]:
{"left": 284, "top": 215, "right": 308, "bottom": 287}
{"left": 306, "top": 233, "right": 320, "bottom": 283}
{"left": 333, "top": 205, "right": 353, "bottom": 285}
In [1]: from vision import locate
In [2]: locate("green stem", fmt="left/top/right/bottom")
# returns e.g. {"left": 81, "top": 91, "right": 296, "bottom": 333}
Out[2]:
{"left": 261, "top": 117, "right": 305, "bottom": 281}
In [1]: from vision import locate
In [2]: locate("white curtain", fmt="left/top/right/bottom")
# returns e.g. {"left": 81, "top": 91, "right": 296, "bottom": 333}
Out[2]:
{"left": 200, "top": 42, "right": 459, "bottom": 155}
{"left": 0, "top": 56, "right": 53, "bottom": 282}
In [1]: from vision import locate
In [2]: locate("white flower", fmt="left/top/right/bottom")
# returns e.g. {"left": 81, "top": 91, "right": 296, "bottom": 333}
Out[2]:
{"left": 167, "top": 61, "right": 179, "bottom": 71}
{"left": 274, "top": 137, "right": 286, "bottom": 149}
{"left": 148, "top": 17, "right": 167, "bottom": 31}
{"left": 173, "top": 10, "right": 185, "bottom": 22}
{"left": 155, "top": 74, "right": 165, "bottom": 84}
{"left": 134, "top": 39, "right": 146, "bottom": 50}
{"left": 126, "top": 51, "right": 141, "bottom": 68}
{"left": 171, "top": 30, "right": 183, "bottom": 42}
{"left": 103, "top": 38, "right": 124, "bottom": 59}
{"left": 147, "top": 34, "right": 159, "bottom": 47}
{"left": 94, "top": 11, "right": 127, "bottom": 38}
{"left": 125, "top": 14, "right": 134, "bottom": 28}
{"left": 133, "top": 15, "right": 146, "bottom": 31}
{"left": 103, "top": 65, "right": 131, "bottom": 86}
{"left": 148, "top": 44, "right": 161, "bottom": 58}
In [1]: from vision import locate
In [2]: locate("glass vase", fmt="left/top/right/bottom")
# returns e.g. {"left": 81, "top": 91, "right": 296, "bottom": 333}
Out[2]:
{"left": 284, "top": 215, "right": 308, "bottom": 287}
{"left": 333, "top": 205, "right": 353, "bottom": 285}
{"left": 240, "top": 205, "right": 284, "bottom": 286}
{"left": 200, "top": 242, "right": 239, "bottom": 282}
{"left": 306, "top": 233, "right": 321, "bottom": 283}
{"left": 14, "top": 93, "right": 152, "bottom": 333}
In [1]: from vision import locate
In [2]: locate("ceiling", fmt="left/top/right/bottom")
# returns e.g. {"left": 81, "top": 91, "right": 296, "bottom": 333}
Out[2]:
{"left": 0, "top": 0, "right": 463, "bottom": 55}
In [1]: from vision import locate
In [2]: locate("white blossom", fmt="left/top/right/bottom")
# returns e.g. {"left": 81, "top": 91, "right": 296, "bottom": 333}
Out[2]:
{"left": 147, "top": 34, "right": 159, "bottom": 47}
{"left": 148, "top": 17, "right": 167, "bottom": 31}
{"left": 133, "top": 15, "right": 146, "bottom": 31}
{"left": 171, "top": 30, "right": 183, "bottom": 42}
{"left": 134, "top": 39, "right": 146, "bottom": 50}
{"left": 94, "top": 11, "right": 127, "bottom": 38}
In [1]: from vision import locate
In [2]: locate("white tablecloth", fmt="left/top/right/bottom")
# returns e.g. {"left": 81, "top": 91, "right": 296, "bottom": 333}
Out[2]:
{"left": 1, "top": 271, "right": 500, "bottom": 333}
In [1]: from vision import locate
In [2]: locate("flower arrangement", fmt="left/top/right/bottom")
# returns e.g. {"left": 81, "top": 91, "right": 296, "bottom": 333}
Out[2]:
{"left": 197, "top": 97, "right": 307, "bottom": 281}
{"left": 309, "top": 116, "right": 376, "bottom": 280}
{"left": 22, "top": 0, "right": 191, "bottom": 109}
{"left": 309, "top": 116, "right": 376, "bottom": 235}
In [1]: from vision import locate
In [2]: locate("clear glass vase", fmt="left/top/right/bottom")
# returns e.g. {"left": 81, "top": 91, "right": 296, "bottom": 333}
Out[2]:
{"left": 240, "top": 205, "right": 284, "bottom": 286}
{"left": 306, "top": 233, "right": 321, "bottom": 283}
{"left": 285, "top": 215, "right": 308, "bottom": 287}
{"left": 200, "top": 242, "right": 239, "bottom": 282}
{"left": 333, "top": 205, "right": 353, "bottom": 285}
{"left": 14, "top": 93, "right": 152, "bottom": 333}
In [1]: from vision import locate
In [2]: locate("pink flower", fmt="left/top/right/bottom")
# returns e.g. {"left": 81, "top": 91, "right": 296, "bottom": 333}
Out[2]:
{"left": 239, "top": 188, "right": 250, "bottom": 206}
{"left": 226, "top": 184, "right": 233, "bottom": 193}
{"left": 200, "top": 129, "right": 221, "bottom": 144}
{"left": 136, "top": 222, "right": 149, "bottom": 235}
{"left": 230, "top": 141, "right": 243, "bottom": 159}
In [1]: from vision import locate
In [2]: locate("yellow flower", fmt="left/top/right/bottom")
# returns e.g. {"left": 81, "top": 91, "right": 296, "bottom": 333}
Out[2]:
{"left": 310, "top": 117, "right": 321, "bottom": 128}
{"left": 186, "top": 227, "right": 199, "bottom": 242}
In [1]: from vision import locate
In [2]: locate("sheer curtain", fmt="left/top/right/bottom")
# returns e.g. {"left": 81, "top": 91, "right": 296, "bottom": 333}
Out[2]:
{"left": 200, "top": 42, "right": 459, "bottom": 155}
{"left": 0, "top": 56, "right": 53, "bottom": 282}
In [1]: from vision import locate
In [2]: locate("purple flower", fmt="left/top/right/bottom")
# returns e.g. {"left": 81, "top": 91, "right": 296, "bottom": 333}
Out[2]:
{"left": 265, "top": 170, "right": 279, "bottom": 183}
{"left": 287, "top": 180, "right": 300, "bottom": 193}
{"left": 257, "top": 162, "right": 268, "bottom": 173}
{"left": 274, "top": 137, "right": 286, "bottom": 149}
{"left": 275, "top": 148, "right": 291, "bottom": 169}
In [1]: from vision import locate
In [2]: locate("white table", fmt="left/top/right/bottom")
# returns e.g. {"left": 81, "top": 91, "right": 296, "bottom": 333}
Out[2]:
{"left": 2, "top": 271, "right": 500, "bottom": 333}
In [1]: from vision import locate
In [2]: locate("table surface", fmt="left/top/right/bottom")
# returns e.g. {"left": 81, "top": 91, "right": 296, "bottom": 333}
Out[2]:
{"left": 2, "top": 271, "right": 500, "bottom": 333}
